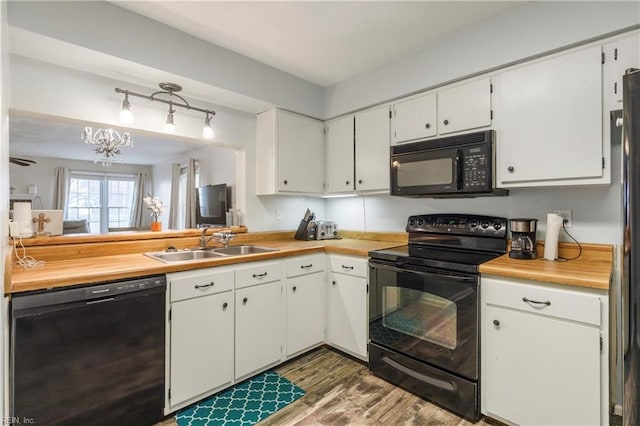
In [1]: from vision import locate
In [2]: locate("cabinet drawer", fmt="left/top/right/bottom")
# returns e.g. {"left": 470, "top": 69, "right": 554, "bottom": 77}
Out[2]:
{"left": 169, "top": 268, "right": 234, "bottom": 302}
{"left": 235, "top": 261, "right": 282, "bottom": 289}
{"left": 329, "top": 255, "right": 368, "bottom": 278}
{"left": 286, "top": 254, "right": 325, "bottom": 278}
{"left": 483, "top": 277, "right": 601, "bottom": 326}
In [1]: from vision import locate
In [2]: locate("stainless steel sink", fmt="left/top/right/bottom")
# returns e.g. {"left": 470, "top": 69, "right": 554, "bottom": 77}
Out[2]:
{"left": 145, "top": 245, "right": 278, "bottom": 263}
{"left": 211, "top": 245, "right": 279, "bottom": 256}
{"left": 144, "top": 249, "right": 226, "bottom": 263}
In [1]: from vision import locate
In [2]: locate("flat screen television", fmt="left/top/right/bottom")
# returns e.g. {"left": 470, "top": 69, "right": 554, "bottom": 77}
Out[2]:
{"left": 196, "top": 184, "right": 230, "bottom": 227}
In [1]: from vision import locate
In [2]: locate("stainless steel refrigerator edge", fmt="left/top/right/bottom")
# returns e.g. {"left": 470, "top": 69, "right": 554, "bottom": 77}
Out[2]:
{"left": 623, "top": 68, "right": 640, "bottom": 425}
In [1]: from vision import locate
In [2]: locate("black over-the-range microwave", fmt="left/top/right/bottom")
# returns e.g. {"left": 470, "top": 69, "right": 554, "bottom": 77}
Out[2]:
{"left": 390, "top": 130, "right": 508, "bottom": 198}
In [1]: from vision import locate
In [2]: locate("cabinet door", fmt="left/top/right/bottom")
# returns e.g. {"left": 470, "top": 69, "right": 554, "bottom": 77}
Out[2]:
{"left": 355, "top": 105, "right": 390, "bottom": 192}
{"left": 498, "top": 45, "right": 603, "bottom": 184}
{"left": 235, "top": 281, "right": 282, "bottom": 379}
{"left": 484, "top": 304, "right": 600, "bottom": 425}
{"left": 391, "top": 92, "right": 437, "bottom": 144}
{"left": 327, "top": 272, "right": 368, "bottom": 360}
{"left": 170, "top": 291, "right": 234, "bottom": 407}
{"left": 325, "top": 115, "right": 355, "bottom": 194}
{"left": 277, "top": 110, "right": 325, "bottom": 193}
{"left": 604, "top": 33, "right": 640, "bottom": 109}
{"left": 285, "top": 272, "right": 326, "bottom": 357}
{"left": 438, "top": 78, "right": 492, "bottom": 135}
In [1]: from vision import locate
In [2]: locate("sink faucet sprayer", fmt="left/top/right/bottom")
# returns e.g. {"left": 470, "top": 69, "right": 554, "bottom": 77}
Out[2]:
{"left": 200, "top": 228, "right": 235, "bottom": 249}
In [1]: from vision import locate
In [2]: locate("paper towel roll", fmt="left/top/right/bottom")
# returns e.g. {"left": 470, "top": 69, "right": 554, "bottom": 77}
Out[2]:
{"left": 544, "top": 213, "right": 563, "bottom": 261}
{"left": 13, "top": 202, "right": 34, "bottom": 237}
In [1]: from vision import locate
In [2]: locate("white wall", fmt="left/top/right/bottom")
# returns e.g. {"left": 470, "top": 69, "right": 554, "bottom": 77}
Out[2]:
{"left": 325, "top": 1, "right": 640, "bottom": 117}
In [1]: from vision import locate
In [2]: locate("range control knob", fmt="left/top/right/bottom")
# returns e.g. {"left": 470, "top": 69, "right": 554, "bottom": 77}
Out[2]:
{"left": 493, "top": 222, "right": 502, "bottom": 231}
{"left": 481, "top": 222, "right": 489, "bottom": 229}
{"left": 408, "top": 218, "right": 416, "bottom": 227}
{"left": 469, "top": 220, "right": 478, "bottom": 228}
{"left": 417, "top": 218, "right": 425, "bottom": 226}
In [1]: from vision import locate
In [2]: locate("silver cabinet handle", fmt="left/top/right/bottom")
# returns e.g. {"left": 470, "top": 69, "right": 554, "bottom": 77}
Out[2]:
{"left": 522, "top": 297, "right": 551, "bottom": 306}
{"left": 194, "top": 282, "right": 214, "bottom": 289}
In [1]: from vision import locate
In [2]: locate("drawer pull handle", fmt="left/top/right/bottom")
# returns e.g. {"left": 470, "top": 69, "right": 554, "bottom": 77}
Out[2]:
{"left": 493, "top": 319, "right": 500, "bottom": 326}
{"left": 341, "top": 265, "right": 354, "bottom": 271}
{"left": 300, "top": 264, "right": 313, "bottom": 269}
{"left": 252, "top": 272, "right": 268, "bottom": 278}
{"left": 292, "top": 286, "right": 297, "bottom": 292}
{"left": 194, "top": 282, "right": 214, "bottom": 289}
{"left": 243, "top": 297, "right": 248, "bottom": 304}
{"left": 522, "top": 297, "right": 551, "bottom": 306}
{"left": 332, "top": 280, "right": 336, "bottom": 286}
{"left": 222, "top": 302, "right": 228, "bottom": 310}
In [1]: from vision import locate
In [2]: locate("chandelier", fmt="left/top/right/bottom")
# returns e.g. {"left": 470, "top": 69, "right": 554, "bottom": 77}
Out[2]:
{"left": 81, "top": 127, "right": 132, "bottom": 167}
{"left": 115, "top": 82, "right": 216, "bottom": 139}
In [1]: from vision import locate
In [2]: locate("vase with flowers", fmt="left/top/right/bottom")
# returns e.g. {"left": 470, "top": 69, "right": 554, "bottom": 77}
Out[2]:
{"left": 143, "top": 194, "right": 166, "bottom": 231}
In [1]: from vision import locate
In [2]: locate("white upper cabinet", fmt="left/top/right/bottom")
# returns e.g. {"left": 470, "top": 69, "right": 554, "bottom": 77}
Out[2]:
{"left": 391, "top": 92, "right": 437, "bottom": 143}
{"left": 496, "top": 45, "right": 604, "bottom": 187}
{"left": 391, "top": 78, "right": 492, "bottom": 144}
{"left": 355, "top": 105, "right": 391, "bottom": 192}
{"left": 437, "top": 78, "right": 492, "bottom": 135}
{"left": 603, "top": 32, "right": 640, "bottom": 110}
{"left": 256, "top": 108, "right": 325, "bottom": 195}
{"left": 325, "top": 115, "right": 355, "bottom": 195}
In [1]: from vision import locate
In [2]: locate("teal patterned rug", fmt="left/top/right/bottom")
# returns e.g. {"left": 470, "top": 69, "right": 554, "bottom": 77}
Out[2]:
{"left": 175, "top": 371, "right": 305, "bottom": 426}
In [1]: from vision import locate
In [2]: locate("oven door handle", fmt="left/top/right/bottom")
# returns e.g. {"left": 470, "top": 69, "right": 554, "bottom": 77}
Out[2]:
{"left": 369, "top": 260, "right": 476, "bottom": 283}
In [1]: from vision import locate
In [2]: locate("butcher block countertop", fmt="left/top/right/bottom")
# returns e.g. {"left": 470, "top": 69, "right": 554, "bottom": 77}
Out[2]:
{"left": 9, "top": 231, "right": 406, "bottom": 293}
{"left": 480, "top": 242, "right": 613, "bottom": 290}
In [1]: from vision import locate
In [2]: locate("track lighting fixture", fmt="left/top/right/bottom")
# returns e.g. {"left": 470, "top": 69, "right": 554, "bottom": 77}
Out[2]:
{"left": 164, "top": 104, "right": 176, "bottom": 133}
{"left": 119, "top": 93, "right": 134, "bottom": 124}
{"left": 115, "top": 82, "right": 216, "bottom": 138}
{"left": 202, "top": 113, "right": 215, "bottom": 139}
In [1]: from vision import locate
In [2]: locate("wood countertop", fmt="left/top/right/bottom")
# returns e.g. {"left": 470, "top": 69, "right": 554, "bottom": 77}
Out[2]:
{"left": 9, "top": 237, "right": 405, "bottom": 293}
{"left": 479, "top": 242, "right": 613, "bottom": 290}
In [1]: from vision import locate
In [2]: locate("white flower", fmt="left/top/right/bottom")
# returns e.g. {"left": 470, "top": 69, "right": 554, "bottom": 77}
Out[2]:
{"left": 144, "top": 194, "right": 165, "bottom": 221}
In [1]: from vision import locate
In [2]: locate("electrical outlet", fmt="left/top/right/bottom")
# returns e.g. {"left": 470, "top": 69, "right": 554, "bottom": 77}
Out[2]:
{"left": 275, "top": 208, "right": 282, "bottom": 221}
{"left": 554, "top": 209, "right": 572, "bottom": 228}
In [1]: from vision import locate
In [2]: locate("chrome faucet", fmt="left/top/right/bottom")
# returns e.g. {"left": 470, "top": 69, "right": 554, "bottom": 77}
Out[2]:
{"left": 213, "top": 231, "right": 235, "bottom": 247}
{"left": 199, "top": 227, "right": 216, "bottom": 249}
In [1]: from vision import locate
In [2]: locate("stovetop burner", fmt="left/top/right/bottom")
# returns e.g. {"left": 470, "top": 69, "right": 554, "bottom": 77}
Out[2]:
{"left": 370, "top": 213, "right": 508, "bottom": 274}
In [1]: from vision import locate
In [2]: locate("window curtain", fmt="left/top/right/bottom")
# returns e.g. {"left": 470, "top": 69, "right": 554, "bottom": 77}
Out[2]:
{"left": 129, "top": 173, "right": 149, "bottom": 227}
{"left": 53, "top": 167, "right": 69, "bottom": 214}
{"left": 169, "top": 163, "right": 181, "bottom": 229}
{"left": 185, "top": 158, "right": 198, "bottom": 228}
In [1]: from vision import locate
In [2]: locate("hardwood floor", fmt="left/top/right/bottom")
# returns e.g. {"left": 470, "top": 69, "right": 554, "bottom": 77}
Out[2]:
{"left": 158, "top": 346, "right": 497, "bottom": 426}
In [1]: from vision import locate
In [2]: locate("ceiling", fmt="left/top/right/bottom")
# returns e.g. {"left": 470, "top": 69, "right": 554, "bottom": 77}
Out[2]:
{"left": 113, "top": 1, "right": 526, "bottom": 87}
{"left": 10, "top": 1, "right": 527, "bottom": 165}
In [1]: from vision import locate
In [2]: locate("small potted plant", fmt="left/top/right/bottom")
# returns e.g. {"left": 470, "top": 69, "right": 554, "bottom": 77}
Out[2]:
{"left": 143, "top": 194, "right": 165, "bottom": 231}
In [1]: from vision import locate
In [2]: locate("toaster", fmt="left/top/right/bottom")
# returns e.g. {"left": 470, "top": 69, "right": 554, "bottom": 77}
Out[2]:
{"left": 314, "top": 221, "right": 338, "bottom": 240}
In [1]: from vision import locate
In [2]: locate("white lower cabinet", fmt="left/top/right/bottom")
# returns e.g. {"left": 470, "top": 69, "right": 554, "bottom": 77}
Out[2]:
{"left": 285, "top": 254, "right": 326, "bottom": 358}
{"left": 481, "top": 276, "right": 608, "bottom": 426}
{"left": 166, "top": 267, "right": 235, "bottom": 412}
{"left": 327, "top": 254, "right": 368, "bottom": 361}
{"left": 234, "top": 261, "right": 283, "bottom": 380}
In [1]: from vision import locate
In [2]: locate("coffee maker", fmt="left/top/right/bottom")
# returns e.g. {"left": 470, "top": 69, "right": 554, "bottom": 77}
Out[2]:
{"left": 509, "top": 218, "right": 538, "bottom": 259}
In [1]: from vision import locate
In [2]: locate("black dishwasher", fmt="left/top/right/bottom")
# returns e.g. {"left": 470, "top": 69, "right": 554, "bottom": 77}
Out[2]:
{"left": 10, "top": 275, "right": 166, "bottom": 426}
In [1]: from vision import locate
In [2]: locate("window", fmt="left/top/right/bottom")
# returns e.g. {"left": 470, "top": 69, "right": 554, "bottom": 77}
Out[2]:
{"left": 67, "top": 172, "right": 136, "bottom": 233}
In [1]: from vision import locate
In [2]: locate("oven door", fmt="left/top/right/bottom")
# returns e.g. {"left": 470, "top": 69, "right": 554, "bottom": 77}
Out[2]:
{"left": 390, "top": 147, "right": 462, "bottom": 196}
{"left": 369, "top": 258, "right": 479, "bottom": 380}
